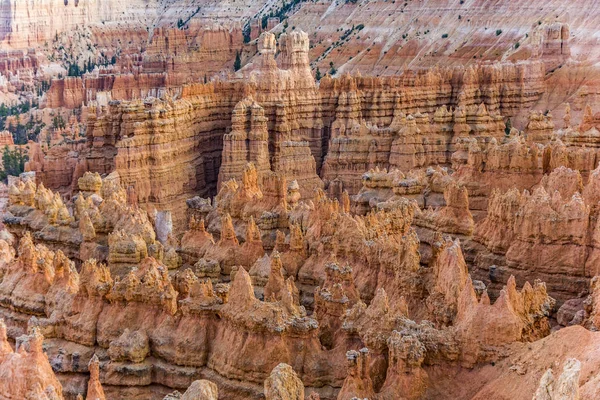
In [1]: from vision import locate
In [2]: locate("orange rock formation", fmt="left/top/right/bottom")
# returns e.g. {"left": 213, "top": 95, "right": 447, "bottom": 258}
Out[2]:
{"left": 3, "top": 1, "right": 600, "bottom": 399}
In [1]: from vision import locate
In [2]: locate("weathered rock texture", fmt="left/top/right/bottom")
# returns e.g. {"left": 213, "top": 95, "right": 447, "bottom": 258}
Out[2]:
{"left": 4, "top": 1, "right": 600, "bottom": 399}
{"left": 32, "top": 29, "right": 574, "bottom": 234}
{"left": 0, "top": 165, "right": 576, "bottom": 400}
{"left": 0, "top": 322, "right": 65, "bottom": 399}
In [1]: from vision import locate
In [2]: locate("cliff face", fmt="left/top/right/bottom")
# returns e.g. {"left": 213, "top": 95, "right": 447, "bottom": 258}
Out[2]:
{"left": 143, "top": 24, "right": 244, "bottom": 82}
{"left": 83, "top": 84, "right": 241, "bottom": 230}
{"left": 0, "top": 0, "right": 157, "bottom": 48}
{"left": 5, "top": 0, "right": 598, "bottom": 126}
{"left": 471, "top": 165, "right": 599, "bottom": 304}
{"left": 30, "top": 30, "right": 599, "bottom": 249}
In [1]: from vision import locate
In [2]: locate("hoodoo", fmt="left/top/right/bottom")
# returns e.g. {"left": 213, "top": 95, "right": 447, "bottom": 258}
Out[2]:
{"left": 1, "top": 0, "right": 600, "bottom": 399}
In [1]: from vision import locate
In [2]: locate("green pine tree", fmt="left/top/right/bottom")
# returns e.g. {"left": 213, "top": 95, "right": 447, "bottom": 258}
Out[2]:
{"left": 0, "top": 146, "right": 27, "bottom": 180}
{"left": 505, "top": 118, "right": 512, "bottom": 136}
{"left": 234, "top": 51, "right": 242, "bottom": 71}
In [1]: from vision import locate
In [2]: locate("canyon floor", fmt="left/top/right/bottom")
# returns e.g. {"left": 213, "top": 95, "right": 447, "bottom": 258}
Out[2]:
{"left": 1, "top": 1, "right": 600, "bottom": 399}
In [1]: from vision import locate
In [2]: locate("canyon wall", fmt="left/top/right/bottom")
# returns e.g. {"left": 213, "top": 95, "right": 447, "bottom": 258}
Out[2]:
{"left": 38, "top": 33, "right": 554, "bottom": 231}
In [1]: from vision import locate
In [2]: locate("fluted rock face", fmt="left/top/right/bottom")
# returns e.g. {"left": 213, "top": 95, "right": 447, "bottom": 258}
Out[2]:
{"left": 471, "top": 164, "right": 600, "bottom": 303}
{"left": 274, "top": 141, "right": 324, "bottom": 199}
{"left": 46, "top": 77, "right": 85, "bottom": 109}
{"left": 143, "top": 24, "right": 243, "bottom": 83}
{"left": 84, "top": 84, "right": 243, "bottom": 230}
{"left": 218, "top": 98, "right": 272, "bottom": 188}
{"left": 320, "top": 70, "right": 525, "bottom": 196}
{"left": 46, "top": 72, "right": 186, "bottom": 109}
{"left": 24, "top": 141, "right": 87, "bottom": 196}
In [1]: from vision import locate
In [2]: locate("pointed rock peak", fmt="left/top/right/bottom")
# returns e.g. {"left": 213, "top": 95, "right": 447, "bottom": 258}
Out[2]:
{"left": 456, "top": 275, "right": 478, "bottom": 319}
{"left": 493, "top": 288, "right": 510, "bottom": 311}
{"left": 220, "top": 213, "right": 239, "bottom": 245}
{"left": 18, "top": 231, "right": 35, "bottom": 258}
{"left": 281, "top": 277, "right": 303, "bottom": 316}
{"left": 180, "top": 380, "right": 218, "bottom": 400}
{"left": 80, "top": 258, "right": 113, "bottom": 297}
{"left": 367, "top": 288, "right": 390, "bottom": 316}
{"left": 341, "top": 190, "right": 350, "bottom": 213}
{"left": 28, "top": 326, "right": 44, "bottom": 355}
{"left": 264, "top": 363, "right": 304, "bottom": 400}
{"left": 189, "top": 215, "right": 206, "bottom": 232}
{"left": 480, "top": 290, "right": 491, "bottom": 306}
{"left": 242, "top": 163, "right": 262, "bottom": 198}
{"left": 229, "top": 267, "right": 255, "bottom": 305}
{"left": 274, "top": 230, "right": 286, "bottom": 251}
{"left": 0, "top": 319, "right": 11, "bottom": 357}
{"left": 583, "top": 104, "right": 593, "bottom": 122}
{"left": 271, "top": 251, "right": 282, "bottom": 272}
{"left": 289, "top": 223, "right": 305, "bottom": 249}
{"left": 87, "top": 353, "right": 106, "bottom": 400}
{"left": 89, "top": 354, "right": 100, "bottom": 380}
{"left": 246, "top": 216, "right": 261, "bottom": 242}
{"left": 506, "top": 275, "right": 519, "bottom": 303}
{"left": 0, "top": 319, "right": 6, "bottom": 341}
